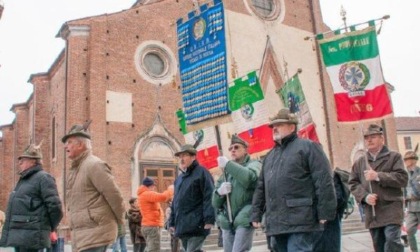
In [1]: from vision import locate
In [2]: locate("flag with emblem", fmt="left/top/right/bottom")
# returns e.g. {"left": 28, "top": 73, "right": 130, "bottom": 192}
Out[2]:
{"left": 184, "top": 127, "right": 219, "bottom": 169}
{"left": 229, "top": 71, "right": 274, "bottom": 153}
{"left": 277, "top": 74, "right": 319, "bottom": 142}
{"left": 318, "top": 24, "right": 392, "bottom": 122}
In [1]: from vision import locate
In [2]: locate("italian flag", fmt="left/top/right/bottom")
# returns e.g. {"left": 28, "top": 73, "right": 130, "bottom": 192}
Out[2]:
{"left": 318, "top": 25, "right": 392, "bottom": 122}
{"left": 184, "top": 127, "right": 219, "bottom": 169}
{"left": 229, "top": 71, "right": 274, "bottom": 153}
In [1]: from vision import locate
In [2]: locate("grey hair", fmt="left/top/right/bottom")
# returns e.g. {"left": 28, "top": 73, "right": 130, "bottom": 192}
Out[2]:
{"left": 76, "top": 136, "right": 92, "bottom": 150}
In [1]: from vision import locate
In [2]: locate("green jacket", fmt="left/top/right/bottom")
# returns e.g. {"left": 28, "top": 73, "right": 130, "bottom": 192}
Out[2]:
{"left": 212, "top": 155, "right": 261, "bottom": 230}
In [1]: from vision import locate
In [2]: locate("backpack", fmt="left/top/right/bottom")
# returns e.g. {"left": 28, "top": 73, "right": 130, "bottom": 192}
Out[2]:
{"left": 334, "top": 167, "right": 354, "bottom": 219}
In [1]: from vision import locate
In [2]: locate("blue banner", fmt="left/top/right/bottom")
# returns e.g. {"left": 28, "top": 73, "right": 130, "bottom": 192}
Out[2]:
{"left": 177, "top": 0, "right": 229, "bottom": 125}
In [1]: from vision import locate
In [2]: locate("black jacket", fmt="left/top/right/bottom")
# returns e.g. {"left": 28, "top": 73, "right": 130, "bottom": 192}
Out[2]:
{"left": 170, "top": 160, "right": 215, "bottom": 238}
{"left": 251, "top": 133, "right": 337, "bottom": 236}
{"left": 0, "top": 165, "right": 63, "bottom": 249}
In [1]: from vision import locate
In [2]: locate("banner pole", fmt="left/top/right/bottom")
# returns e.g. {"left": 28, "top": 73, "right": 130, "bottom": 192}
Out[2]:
{"left": 215, "top": 125, "right": 233, "bottom": 223}
{"left": 360, "top": 124, "right": 376, "bottom": 218}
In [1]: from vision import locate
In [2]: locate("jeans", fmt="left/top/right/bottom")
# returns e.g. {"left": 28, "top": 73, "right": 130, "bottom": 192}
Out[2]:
{"left": 222, "top": 227, "right": 254, "bottom": 252}
{"left": 369, "top": 224, "right": 404, "bottom": 252}
{"left": 181, "top": 235, "right": 206, "bottom": 252}
{"left": 271, "top": 232, "right": 314, "bottom": 252}
{"left": 80, "top": 246, "right": 108, "bottom": 252}
{"left": 141, "top": 226, "right": 161, "bottom": 252}
{"left": 406, "top": 211, "right": 420, "bottom": 252}
{"left": 112, "top": 235, "right": 127, "bottom": 252}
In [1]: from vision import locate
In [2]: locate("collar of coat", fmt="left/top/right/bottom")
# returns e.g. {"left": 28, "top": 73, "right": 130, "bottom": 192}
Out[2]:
{"left": 182, "top": 159, "right": 199, "bottom": 174}
{"left": 367, "top": 145, "right": 389, "bottom": 161}
{"left": 19, "top": 164, "right": 42, "bottom": 179}
{"left": 70, "top": 150, "right": 91, "bottom": 169}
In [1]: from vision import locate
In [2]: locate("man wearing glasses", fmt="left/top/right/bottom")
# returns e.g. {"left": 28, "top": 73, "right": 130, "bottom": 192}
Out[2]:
{"left": 212, "top": 135, "right": 262, "bottom": 252}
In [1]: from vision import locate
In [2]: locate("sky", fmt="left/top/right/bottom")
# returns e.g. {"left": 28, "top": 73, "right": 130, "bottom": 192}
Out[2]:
{"left": 0, "top": 0, "right": 419, "bottom": 128}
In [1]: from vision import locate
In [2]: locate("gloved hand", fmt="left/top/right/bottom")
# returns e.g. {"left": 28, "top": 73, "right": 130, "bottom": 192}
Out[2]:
{"left": 217, "top": 156, "right": 229, "bottom": 170}
{"left": 217, "top": 182, "right": 232, "bottom": 196}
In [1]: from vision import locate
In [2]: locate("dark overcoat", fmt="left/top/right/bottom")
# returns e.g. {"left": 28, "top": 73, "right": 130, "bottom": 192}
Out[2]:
{"left": 349, "top": 146, "right": 408, "bottom": 229}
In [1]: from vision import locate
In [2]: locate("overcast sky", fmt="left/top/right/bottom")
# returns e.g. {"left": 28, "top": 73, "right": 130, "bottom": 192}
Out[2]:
{"left": 0, "top": 0, "right": 419, "bottom": 128}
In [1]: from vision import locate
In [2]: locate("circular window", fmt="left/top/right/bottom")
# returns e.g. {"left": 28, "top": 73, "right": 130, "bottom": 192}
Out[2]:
{"left": 247, "top": 0, "right": 281, "bottom": 20}
{"left": 134, "top": 41, "right": 177, "bottom": 85}
{"left": 143, "top": 52, "right": 166, "bottom": 77}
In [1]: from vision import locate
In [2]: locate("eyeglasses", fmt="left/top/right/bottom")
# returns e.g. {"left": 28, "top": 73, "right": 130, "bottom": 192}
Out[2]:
{"left": 228, "top": 145, "right": 242, "bottom": 151}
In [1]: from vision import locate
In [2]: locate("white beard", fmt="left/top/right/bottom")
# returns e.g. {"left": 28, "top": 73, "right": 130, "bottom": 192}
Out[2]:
{"left": 273, "top": 132, "right": 282, "bottom": 144}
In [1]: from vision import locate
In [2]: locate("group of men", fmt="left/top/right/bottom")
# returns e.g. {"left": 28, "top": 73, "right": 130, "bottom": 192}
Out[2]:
{"left": 0, "top": 107, "right": 417, "bottom": 252}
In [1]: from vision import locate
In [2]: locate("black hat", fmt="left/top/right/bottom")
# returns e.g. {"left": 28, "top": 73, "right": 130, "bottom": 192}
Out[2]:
{"left": 230, "top": 134, "right": 248, "bottom": 147}
{"left": 174, "top": 144, "right": 197, "bottom": 157}
{"left": 363, "top": 124, "right": 383, "bottom": 137}
{"left": 268, "top": 108, "right": 299, "bottom": 127}
{"left": 62, "top": 120, "right": 92, "bottom": 143}
{"left": 142, "top": 177, "right": 155, "bottom": 187}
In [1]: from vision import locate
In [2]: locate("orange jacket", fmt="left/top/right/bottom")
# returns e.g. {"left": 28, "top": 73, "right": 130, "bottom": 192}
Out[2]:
{"left": 137, "top": 185, "right": 173, "bottom": 227}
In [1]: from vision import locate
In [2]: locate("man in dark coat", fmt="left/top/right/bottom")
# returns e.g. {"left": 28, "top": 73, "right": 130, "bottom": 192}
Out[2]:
{"left": 127, "top": 198, "right": 146, "bottom": 252}
{"left": 0, "top": 142, "right": 63, "bottom": 251}
{"left": 349, "top": 124, "right": 408, "bottom": 252}
{"left": 251, "top": 108, "right": 337, "bottom": 251}
{"left": 169, "top": 144, "right": 215, "bottom": 252}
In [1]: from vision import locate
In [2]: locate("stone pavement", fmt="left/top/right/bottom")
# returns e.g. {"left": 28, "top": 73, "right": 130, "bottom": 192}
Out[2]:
{"left": 0, "top": 231, "right": 416, "bottom": 252}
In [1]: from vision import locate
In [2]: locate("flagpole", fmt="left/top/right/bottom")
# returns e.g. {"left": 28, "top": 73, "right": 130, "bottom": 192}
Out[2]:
{"left": 360, "top": 124, "right": 376, "bottom": 218}
{"left": 304, "top": 15, "right": 390, "bottom": 40}
{"left": 214, "top": 125, "right": 233, "bottom": 223}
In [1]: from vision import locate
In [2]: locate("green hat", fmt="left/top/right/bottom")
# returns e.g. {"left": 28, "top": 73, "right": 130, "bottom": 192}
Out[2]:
{"left": 268, "top": 108, "right": 299, "bottom": 127}
{"left": 231, "top": 134, "right": 248, "bottom": 147}
{"left": 18, "top": 142, "right": 43, "bottom": 160}
{"left": 363, "top": 124, "right": 383, "bottom": 137}
{"left": 404, "top": 151, "right": 418, "bottom": 161}
{"left": 174, "top": 144, "right": 197, "bottom": 157}
{"left": 62, "top": 120, "right": 92, "bottom": 143}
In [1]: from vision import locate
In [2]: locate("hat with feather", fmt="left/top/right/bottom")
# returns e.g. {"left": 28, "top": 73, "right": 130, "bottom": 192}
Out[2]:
{"left": 18, "top": 141, "right": 43, "bottom": 160}
{"left": 62, "top": 120, "right": 92, "bottom": 143}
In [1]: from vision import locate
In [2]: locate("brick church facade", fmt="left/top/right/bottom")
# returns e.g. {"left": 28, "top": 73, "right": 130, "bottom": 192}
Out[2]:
{"left": 0, "top": 0, "right": 397, "bottom": 235}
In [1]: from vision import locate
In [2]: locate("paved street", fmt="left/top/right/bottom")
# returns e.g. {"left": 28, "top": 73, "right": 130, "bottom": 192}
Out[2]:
{"left": 0, "top": 231, "right": 416, "bottom": 252}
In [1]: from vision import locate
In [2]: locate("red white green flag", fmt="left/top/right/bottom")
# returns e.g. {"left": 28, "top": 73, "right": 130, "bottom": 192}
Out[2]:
{"left": 277, "top": 74, "right": 319, "bottom": 142}
{"left": 318, "top": 24, "right": 392, "bottom": 122}
{"left": 229, "top": 71, "right": 274, "bottom": 153}
{"left": 184, "top": 127, "right": 219, "bottom": 169}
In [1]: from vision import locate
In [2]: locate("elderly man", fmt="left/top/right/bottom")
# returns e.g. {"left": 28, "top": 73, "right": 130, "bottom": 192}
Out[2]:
{"left": 403, "top": 150, "right": 420, "bottom": 252}
{"left": 212, "top": 135, "right": 261, "bottom": 252}
{"left": 169, "top": 144, "right": 215, "bottom": 252}
{"left": 63, "top": 122, "right": 125, "bottom": 252}
{"left": 251, "top": 108, "right": 336, "bottom": 251}
{"left": 349, "top": 124, "right": 408, "bottom": 252}
{"left": 0, "top": 142, "right": 63, "bottom": 251}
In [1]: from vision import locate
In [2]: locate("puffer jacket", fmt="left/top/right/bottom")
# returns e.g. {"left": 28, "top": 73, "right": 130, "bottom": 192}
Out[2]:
{"left": 137, "top": 185, "right": 173, "bottom": 227}
{"left": 169, "top": 160, "right": 215, "bottom": 238}
{"left": 212, "top": 154, "right": 261, "bottom": 230}
{"left": 251, "top": 133, "right": 337, "bottom": 236}
{"left": 349, "top": 146, "right": 408, "bottom": 229}
{"left": 0, "top": 165, "right": 63, "bottom": 249}
{"left": 66, "top": 151, "right": 125, "bottom": 252}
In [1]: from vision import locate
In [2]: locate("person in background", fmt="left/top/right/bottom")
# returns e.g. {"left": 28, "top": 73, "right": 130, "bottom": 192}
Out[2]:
{"left": 63, "top": 121, "right": 126, "bottom": 252}
{"left": 403, "top": 150, "right": 420, "bottom": 252}
{"left": 251, "top": 108, "right": 337, "bottom": 251}
{"left": 0, "top": 210, "right": 5, "bottom": 238}
{"left": 138, "top": 177, "right": 173, "bottom": 252}
{"left": 111, "top": 223, "right": 127, "bottom": 252}
{"left": 0, "top": 142, "right": 63, "bottom": 251}
{"left": 165, "top": 201, "right": 181, "bottom": 252}
{"left": 212, "top": 134, "right": 261, "bottom": 252}
{"left": 169, "top": 144, "right": 215, "bottom": 252}
{"left": 349, "top": 124, "right": 408, "bottom": 252}
{"left": 127, "top": 198, "right": 146, "bottom": 252}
